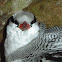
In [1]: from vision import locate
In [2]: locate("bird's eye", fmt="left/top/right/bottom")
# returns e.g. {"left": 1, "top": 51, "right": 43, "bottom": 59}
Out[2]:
{"left": 14, "top": 20, "right": 19, "bottom": 27}
{"left": 31, "top": 16, "right": 36, "bottom": 26}
{"left": 8, "top": 16, "right": 19, "bottom": 27}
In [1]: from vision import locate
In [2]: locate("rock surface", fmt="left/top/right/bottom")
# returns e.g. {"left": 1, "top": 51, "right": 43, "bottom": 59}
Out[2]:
{"left": 0, "top": 0, "right": 62, "bottom": 62}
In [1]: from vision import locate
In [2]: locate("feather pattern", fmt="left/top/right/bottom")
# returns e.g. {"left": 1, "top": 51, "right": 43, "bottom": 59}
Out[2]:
{"left": 7, "top": 23, "right": 62, "bottom": 62}
{"left": 4, "top": 11, "right": 62, "bottom": 62}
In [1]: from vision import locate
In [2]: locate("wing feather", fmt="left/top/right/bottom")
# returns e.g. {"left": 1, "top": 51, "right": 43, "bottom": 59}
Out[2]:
{"left": 43, "top": 26, "right": 62, "bottom": 59}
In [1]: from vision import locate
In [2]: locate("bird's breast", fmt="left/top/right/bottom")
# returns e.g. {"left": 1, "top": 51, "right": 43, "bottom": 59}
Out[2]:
{"left": 5, "top": 25, "right": 39, "bottom": 56}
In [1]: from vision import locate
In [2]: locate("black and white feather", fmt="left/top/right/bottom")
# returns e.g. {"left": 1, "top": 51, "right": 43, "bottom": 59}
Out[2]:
{"left": 4, "top": 11, "right": 39, "bottom": 62}
{"left": 4, "top": 11, "right": 62, "bottom": 62}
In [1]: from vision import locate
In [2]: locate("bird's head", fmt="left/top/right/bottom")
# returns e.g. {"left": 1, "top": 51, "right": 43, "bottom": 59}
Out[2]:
{"left": 7, "top": 11, "right": 38, "bottom": 31}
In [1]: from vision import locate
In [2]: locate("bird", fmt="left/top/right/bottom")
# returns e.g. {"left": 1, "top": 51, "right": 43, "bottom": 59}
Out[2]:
{"left": 4, "top": 10, "right": 39, "bottom": 62}
{"left": 4, "top": 10, "right": 62, "bottom": 62}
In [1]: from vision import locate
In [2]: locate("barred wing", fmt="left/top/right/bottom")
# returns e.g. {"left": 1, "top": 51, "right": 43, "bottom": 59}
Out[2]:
{"left": 6, "top": 37, "right": 45, "bottom": 62}
{"left": 43, "top": 26, "right": 62, "bottom": 56}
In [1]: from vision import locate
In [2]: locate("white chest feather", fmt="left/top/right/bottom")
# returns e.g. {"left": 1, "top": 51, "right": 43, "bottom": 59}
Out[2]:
{"left": 5, "top": 23, "right": 39, "bottom": 56}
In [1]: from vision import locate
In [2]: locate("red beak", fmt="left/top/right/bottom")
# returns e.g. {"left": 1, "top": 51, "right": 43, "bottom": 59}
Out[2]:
{"left": 19, "top": 21, "right": 30, "bottom": 31}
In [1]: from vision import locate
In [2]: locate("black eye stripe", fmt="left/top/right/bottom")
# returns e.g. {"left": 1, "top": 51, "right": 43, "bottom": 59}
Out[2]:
{"left": 8, "top": 16, "right": 19, "bottom": 26}
{"left": 14, "top": 20, "right": 19, "bottom": 26}
{"left": 31, "top": 16, "right": 36, "bottom": 25}
{"left": 8, "top": 16, "right": 14, "bottom": 23}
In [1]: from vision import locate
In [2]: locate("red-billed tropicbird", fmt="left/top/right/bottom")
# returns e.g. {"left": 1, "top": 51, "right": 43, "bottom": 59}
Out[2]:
{"left": 4, "top": 11, "right": 62, "bottom": 62}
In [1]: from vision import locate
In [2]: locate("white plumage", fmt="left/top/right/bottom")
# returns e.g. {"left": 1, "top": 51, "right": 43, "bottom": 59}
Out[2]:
{"left": 4, "top": 11, "right": 62, "bottom": 62}
{"left": 4, "top": 11, "right": 39, "bottom": 62}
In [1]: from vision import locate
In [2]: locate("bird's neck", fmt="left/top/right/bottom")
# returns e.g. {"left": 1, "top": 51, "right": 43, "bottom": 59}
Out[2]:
{"left": 6, "top": 23, "right": 39, "bottom": 54}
